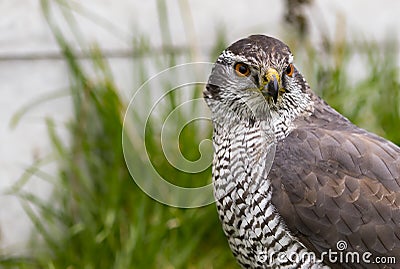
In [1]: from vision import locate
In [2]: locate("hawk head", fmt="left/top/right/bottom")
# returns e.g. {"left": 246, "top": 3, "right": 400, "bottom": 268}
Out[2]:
{"left": 204, "top": 35, "right": 312, "bottom": 130}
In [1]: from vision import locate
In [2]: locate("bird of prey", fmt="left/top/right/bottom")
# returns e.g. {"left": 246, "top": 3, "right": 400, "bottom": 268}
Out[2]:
{"left": 203, "top": 35, "right": 400, "bottom": 269}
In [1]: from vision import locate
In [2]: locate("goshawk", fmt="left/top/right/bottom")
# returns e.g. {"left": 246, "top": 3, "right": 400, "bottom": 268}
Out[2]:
{"left": 203, "top": 35, "right": 400, "bottom": 269}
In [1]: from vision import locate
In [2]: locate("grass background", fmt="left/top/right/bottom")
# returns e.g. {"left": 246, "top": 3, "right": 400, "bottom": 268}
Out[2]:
{"left": 1, "top": 0, "right": 399, "bottom": 268}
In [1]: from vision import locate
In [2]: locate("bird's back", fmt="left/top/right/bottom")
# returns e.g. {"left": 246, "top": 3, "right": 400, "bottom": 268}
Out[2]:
{"left": 270, "top": 91, "right": 400, "bottom": 268}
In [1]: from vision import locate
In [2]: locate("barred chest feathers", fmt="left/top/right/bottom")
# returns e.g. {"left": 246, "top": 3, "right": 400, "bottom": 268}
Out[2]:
{"left": 212, "top": 119, "right": 327, "bottom": 269}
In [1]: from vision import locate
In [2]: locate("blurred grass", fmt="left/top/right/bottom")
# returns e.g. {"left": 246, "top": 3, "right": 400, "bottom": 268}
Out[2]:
{"left": 2, "top": 0, "right": 235, "bottom": 268}
{"left": 1, "top": 0, "right": 399, "bottom": 269}
{"left": 305, "top": 37, "right": 400, "bottom": 145}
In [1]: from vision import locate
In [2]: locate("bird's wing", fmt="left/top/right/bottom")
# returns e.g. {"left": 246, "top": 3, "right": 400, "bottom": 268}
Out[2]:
{"left": 270, "top": 125, "right": 400, "bottom": 263}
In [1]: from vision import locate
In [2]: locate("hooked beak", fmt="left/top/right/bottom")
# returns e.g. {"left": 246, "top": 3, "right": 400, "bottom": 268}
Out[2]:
{"left": 261, "top": 69, "right": 280, "bottom": 103}
{"left": 266, "top": 76, "right": 279, "bottom": 103}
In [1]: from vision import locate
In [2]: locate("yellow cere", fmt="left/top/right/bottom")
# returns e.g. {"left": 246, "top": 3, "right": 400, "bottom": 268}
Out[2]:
{"left": 264, "top": 68, "right": 280, "bottom": 84}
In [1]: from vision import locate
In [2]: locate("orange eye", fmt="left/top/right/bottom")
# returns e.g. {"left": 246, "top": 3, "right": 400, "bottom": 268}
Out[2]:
{"left": 285, "top": 64, "right": 294, "bottom": 77}
{"left": 234, "top": 63, "right": 251, "bottom": 77}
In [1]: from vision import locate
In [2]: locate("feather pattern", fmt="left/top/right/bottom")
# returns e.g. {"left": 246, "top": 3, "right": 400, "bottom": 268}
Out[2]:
{"left": 270, "top": 92, "right": 400, "bottom": 268}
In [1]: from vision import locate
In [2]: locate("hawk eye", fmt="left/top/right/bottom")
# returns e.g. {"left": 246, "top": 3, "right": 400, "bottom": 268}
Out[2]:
{"left": 285, "top": 64, "right": 294, "bottom": 77}
{"left": 234, "top": 63, "right": 250, "bottom": 77}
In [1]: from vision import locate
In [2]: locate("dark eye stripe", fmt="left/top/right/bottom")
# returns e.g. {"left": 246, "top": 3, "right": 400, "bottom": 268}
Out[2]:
{"left": 253, "top": 74, "right": 260, "bottom": 88}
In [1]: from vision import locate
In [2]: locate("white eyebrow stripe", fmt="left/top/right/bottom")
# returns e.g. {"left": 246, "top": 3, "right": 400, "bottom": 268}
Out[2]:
{"left": 288, "top": 54, "right": 294, "bottom": 63}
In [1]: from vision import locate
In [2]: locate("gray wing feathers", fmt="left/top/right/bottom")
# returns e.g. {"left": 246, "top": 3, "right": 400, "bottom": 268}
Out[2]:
{"left": 270, "top": 124, "right": 400, "bottom": 267}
